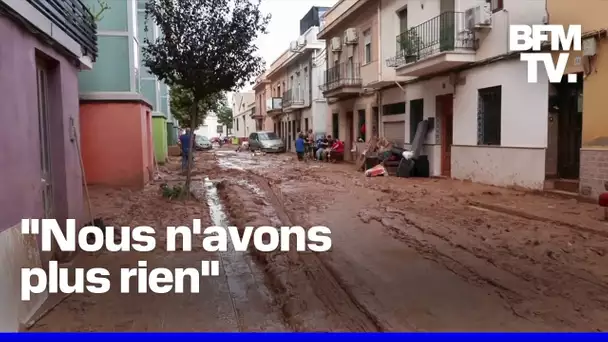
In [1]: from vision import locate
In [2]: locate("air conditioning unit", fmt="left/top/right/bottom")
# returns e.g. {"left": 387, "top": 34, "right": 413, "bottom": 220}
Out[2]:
{"left": 289, "top": 40, "right": 299, "bottom": 52}
{"left": 297, "top": 36, "right": 306, "bottom": 47}
{"left": 344, "top": 28, "right": 358, "bottom": 44}
{"left": 464, "top": 3, "right": 492, "bottom": 31}
{"left": 331, "top": 36, "right": 342, "bottom": 51}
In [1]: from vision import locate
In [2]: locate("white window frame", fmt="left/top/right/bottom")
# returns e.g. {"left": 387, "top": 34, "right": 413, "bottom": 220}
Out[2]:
{"left": 363, "top": 29, "right": 372, "bottom": 64}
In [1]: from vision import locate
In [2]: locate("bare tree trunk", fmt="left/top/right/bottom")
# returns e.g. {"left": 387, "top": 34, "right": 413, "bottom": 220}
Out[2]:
{"left": 184, "top": 103, "right": 198, "bottom": 199}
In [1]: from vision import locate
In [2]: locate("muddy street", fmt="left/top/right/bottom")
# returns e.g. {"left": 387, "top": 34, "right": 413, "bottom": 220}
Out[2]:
{"left": 30, "top": 147, "right": 608, "bottom": 331}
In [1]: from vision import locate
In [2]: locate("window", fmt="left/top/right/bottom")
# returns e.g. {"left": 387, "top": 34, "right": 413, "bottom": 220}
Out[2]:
{"left": 382, "top": 102, "right": 406, "bottom": 115}
{"left": 259, "top": 132, "right": 279, "bottom": 140}
{"left": 489, "top": 0, "right": 503, "bottom": 13}
{"left": 363, "top": 29, "right": 372, "bottom": 64}
{"left": 409, "top": 99, "right": 424, "bottom": 143}
{"left": 477, "top": 86, "right": 502, "bottom": 145}
{"left": 236, "top": 119, "right": 239, "bottom": 131}
{"left": 305, "top": 118, "right": 309, "bottom": 132}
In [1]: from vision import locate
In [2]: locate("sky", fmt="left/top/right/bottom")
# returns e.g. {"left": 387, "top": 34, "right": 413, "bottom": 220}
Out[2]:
{"left": 238, "top": 0, "right": 338, "bottom": 93}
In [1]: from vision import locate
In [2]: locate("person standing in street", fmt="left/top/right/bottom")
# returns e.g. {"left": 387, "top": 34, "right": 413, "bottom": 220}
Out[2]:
{"left": 179, "top": 128, "right": 193, "bottom": 171}
{"left": 295, "top": 133, "right": 306, "bottom": 161}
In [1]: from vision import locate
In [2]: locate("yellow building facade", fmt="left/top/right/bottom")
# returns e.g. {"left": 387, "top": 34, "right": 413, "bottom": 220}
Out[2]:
{"left": 549, "top": 0, "right": 608, "bottom": 198}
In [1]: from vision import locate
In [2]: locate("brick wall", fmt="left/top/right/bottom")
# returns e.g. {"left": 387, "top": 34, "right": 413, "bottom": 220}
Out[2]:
{"left": 579, "top": 148, "right": 608, "bottom": 198}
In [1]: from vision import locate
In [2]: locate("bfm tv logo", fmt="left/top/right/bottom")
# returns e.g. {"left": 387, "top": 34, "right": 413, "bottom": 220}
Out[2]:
{"left": 509, "top": 25, "right": 582, "bottom": 83}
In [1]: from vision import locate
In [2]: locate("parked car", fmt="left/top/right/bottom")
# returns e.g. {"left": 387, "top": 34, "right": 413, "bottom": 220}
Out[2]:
{"left": 195, "top": 135, "right": 212, "bottom": 151}
{"left": 248, "top": 131, "right": 285, "bottom": 153}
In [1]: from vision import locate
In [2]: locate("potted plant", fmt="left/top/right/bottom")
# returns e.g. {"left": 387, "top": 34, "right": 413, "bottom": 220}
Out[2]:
{"left": 398, "top": 30, "right": 421, "bottom": 63}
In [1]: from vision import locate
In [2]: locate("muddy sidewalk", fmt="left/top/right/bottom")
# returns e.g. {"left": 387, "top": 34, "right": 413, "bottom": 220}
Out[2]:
{"left": 29, "top": 153, "right": 288, "bottom": 332}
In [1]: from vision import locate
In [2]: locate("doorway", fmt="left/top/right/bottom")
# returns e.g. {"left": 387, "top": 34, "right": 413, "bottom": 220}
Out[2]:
{"left": 437, "top": 94, "right": 453, "bottom": 177}
{"left": 36, "top": 60, "right": 54, "bottom": 219}
{"left": 357, "top": 110, "right": 365, "bottom": 141}
{"left": 372, "top": 106, "right": 379, "bottom": 137}
{"left": 556, "top": 73, "right": 583, "bottom": 180}
{"left": 346, "top": 111, "right": 354, "bottom": 149}
{"left": 439, "top": 0, "right": 455, "bottom": 52}
{"left": 332, "top": 113, "right": 339, "bottom": 139}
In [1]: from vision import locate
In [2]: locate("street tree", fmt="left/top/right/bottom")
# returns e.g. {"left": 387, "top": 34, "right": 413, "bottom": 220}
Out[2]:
{"left": 170, "top": 85, "right": 225, "bottom": 128}
{"left": 216, "top": 105, "right": 233, "bottom": 132}
{"left": 143, "top": 0, "right": 269, "bottom": 197}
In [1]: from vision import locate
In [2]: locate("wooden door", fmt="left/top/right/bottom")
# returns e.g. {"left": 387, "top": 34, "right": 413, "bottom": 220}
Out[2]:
{"left": 438, "top": 95, "right": 453, "bottom": 177}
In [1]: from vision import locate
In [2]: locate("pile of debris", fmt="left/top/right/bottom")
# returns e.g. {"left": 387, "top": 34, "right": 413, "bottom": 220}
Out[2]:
{"left": 357, "top": 119, "right": 433, "bottom": 178}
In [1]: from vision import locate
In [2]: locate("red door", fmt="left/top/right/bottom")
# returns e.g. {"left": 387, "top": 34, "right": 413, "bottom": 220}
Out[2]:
{"left": 437, "top": 95, "right": 453, "bottom": 177}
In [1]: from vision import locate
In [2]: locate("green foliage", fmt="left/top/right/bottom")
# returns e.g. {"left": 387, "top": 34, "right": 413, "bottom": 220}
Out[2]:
{"left": 216, "top": 105, "right": 233, "bottom": 129}
{"left": 398, "top": 29, "right": 421, "bottom": 57}
{"left": 160, "top": 183, "right": 185, "bottom": 200}
{"left": 170, "top": 85, "right": 226, "bottom": 127}
{"left": 87, "top": 0, "right": 110, "bottom": 22}
{"left": 142, "top": 0, "right": 270, "bottom": 98}
{"left": 143, "top": 0, "right": 269, "bottom": 198}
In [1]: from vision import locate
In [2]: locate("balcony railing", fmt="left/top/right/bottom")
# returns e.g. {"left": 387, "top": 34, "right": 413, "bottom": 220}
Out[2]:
{"left": 386, "top": 12, "right": 476, "bottom": 68}
{"left": 26, "top": 0, "right": 98, "bottom": 60}
{"left": 320, "top": 62, "right": 362, "bottom": 92}
{"left": 282, "top": 88, "right": 305, "bottom": 107}
{"left": 266, "top": 97, "right": 283, "bottom": 112}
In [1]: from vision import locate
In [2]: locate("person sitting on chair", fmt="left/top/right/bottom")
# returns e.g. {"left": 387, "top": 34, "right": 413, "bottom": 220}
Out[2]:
{"left": 327, "top": 139, "right": 345, "bottom": 163}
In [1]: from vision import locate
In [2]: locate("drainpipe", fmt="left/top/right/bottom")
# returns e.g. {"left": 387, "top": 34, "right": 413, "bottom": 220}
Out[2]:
{"left": 377, "top": 0, "right": 382, "bottom": 81}
{"left": 503, "top": 9, "right": 511, "bottom": 55}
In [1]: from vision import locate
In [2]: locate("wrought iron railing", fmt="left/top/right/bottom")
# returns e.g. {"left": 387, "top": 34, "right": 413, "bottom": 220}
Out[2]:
{"left": 25, "top": 0, "right": 98, "bottom": 60}
{"left": 282, "top": 88, "right": 305, "bottom": 107}
{"left": 266, "top": 97, "right": 283, "bottom": 112}
{"left": 386, "top": 12, "right": 476, "bottom": 68}
{"left": 320, "top": 62, "right": 362, "bottom": 92}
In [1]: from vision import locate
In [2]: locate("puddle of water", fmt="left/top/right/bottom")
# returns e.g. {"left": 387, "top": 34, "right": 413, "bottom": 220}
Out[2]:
{"left": 204, "top": 177, "right": 230, "bottom": 226}
{"left": 234, "top": 179, "right": 265, "bottom": 197}
{"left": 215, "top": 151, "right": 279, "bottom": 171}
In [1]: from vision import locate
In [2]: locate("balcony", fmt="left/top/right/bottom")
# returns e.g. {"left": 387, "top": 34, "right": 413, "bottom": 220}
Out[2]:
{"left": 385, "top": 12, "right": 476, "bottom": 77}
{"left": 282, "top": 88, "right": 306, "bottom": 111}
{"left": 266, "top": 97, "right": 283, "bottom": 117}
{"left": 320, "top": 62, "right": 362, "bottom": 99}
{"left": 14, "top": 0, "right": 98, "bottom": 61}
{"left": 249, "top": 106, "right": 262, "bottom": 119}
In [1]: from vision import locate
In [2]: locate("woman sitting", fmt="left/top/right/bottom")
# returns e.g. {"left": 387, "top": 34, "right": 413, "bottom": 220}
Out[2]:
{"left": 327, "top": 139, "right": 345, "bottom": 162}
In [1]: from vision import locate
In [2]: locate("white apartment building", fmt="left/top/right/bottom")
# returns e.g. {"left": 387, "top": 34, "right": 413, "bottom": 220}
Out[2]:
{"left": 265, "top": 6, "right": 330, "bottom": 152}
{"left": 231, "top": 91, "right": 256, "bottom": 138}
{"left": 319, "top": 0, "right": 552, "bottom": 189}
{"left": 195, "top": 112, "right": 226, "bottom": 138}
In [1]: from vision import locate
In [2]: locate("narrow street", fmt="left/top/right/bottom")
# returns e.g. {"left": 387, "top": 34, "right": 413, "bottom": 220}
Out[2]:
{"left": 30, "top": 146, "right": 608, "bottom": 332}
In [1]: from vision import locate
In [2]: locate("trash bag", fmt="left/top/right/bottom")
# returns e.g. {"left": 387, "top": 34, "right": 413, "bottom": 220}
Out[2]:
{"left": 365, "top": 164, "right": 388, "bottom": 177}
{"left": 397, "top": 158, "right": 415, "bottom": 178}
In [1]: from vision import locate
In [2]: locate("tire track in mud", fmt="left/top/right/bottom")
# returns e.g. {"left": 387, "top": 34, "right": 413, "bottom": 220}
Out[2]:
{"left": 252, "top": 174, "right": 388, "bottom": 332}
{"left": 215, "top": 171, "right": 385, "bottom": 332}
{"left": 359, "top": 206, "right": 606, "bottom": 331}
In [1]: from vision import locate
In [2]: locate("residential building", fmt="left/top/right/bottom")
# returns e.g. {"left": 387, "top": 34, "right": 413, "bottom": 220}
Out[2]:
{"left": 319, "top": 0, "right": 552, "bottom": 188}
{"left": 195, "top": 113, "right": 227, "bottom": 138}
{"left": 78, "top": 0, "right": 173, "bottom": 188}
{"left": 137, "top": 0, "right": 177, "bottom": 161}
{"left": 266, "top": 6, "right": 330, "bottom": 152}
{"left": 317, "top": 0, "right": 386, "bottom": 160}
{"left": 266, "top": 51, "right": 290, "bottom": 147}
{"left": 547, "top": 0, "right": 608, "bottom": 199}
{"left": 231, "top": 92, "right": 256, "bottom": 138}
{"left": 0, "top": 0, "right": 97, "bottom": 331}
{"left": 252, "top": 72, "right": 273, "bottom": 132}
